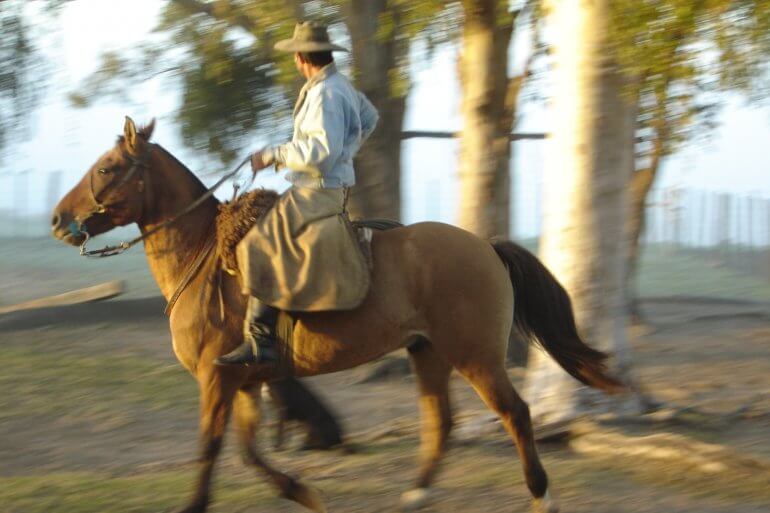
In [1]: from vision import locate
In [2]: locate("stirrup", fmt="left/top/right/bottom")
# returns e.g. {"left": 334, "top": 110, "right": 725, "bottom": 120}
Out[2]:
{"left": 215, "top": 335, "right": 279, "bottom": 366}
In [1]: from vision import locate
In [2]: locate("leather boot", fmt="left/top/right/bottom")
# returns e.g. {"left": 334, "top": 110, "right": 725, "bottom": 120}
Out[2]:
{"left": 215, "top": 297, "right": 280, "bottom": 366}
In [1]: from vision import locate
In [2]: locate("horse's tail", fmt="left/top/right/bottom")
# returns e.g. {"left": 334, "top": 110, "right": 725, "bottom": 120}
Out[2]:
{"left": 491, "top": 240, "right": 625, "bottom": 393}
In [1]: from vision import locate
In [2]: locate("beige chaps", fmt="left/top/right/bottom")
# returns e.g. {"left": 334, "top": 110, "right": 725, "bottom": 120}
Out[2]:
{"left": 236, "top": 186, "right": 369, "bottom": 312}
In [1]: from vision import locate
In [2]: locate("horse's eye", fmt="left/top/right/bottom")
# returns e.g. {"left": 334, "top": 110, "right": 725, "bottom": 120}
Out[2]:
{"left": 98, "top": 168, "right": 108, "bottom": 175}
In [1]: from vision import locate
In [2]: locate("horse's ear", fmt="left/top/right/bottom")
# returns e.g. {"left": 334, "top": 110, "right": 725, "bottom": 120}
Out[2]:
{"left": 124, "top": 116, "right": 138, "bottom": 150}
{"left": 139, "top": 118, "right": 156, "bottom": 141}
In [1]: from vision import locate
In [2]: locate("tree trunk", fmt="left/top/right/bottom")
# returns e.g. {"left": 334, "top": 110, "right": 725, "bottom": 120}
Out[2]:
{"left": 523, "top": 0, "right": 635, "bottom": 424}
{"left": 625, "top": 135, "right": 664, "bottom": 322}
{"left": 345, "top": 0, "right": 405, "bottom": 221}
{"left": 456, "top": 0, "right": 512, "bottom": 239}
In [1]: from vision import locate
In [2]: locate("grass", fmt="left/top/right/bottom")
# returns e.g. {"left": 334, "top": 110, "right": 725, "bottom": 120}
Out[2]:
{"left": 637, "top": 245, "right": 770, "bottom": 302}
{"left": 0, "top": 345, "right": 197, "bottom": 424}
{"left": 2, "top": 420, "right": 767, "bottom": 512}
{"left": 0, "top": 470, "right": 286, "bottom": 513}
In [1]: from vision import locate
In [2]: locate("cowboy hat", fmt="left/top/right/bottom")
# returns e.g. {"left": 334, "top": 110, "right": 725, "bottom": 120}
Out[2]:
{"left": 274, "top": 21, "right": 349, "bottom": 53}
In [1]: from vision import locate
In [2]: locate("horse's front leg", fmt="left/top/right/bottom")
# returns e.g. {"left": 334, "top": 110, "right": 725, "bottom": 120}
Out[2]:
{"left": 174, "top": 364, "right": 242, "bottom": 513}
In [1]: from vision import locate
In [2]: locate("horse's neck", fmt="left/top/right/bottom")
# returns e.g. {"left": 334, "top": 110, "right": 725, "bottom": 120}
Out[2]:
{"left": 138, "top": 148, "right": 219, "bottom": 300}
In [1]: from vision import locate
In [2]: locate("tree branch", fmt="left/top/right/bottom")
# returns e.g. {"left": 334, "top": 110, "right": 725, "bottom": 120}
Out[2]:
{"left": 171, "top": 0, "right": 257, "bottom": 35}
{"left": 503, "top": 50, "right": 536, "bottom": 128}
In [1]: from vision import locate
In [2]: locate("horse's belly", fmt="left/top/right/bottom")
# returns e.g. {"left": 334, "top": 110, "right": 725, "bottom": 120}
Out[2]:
{"left": 289, "top": 316, "right": 415, "bottom": 376}
{"left": 288, "top": 230, "right": 424, "bottom": 376}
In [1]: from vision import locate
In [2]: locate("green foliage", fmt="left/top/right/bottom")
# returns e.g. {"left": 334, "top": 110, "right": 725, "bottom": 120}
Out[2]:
{"left": 0, "top": 0, "right": 73, "bottom": 160}
{"left": 608, "top": 0, "right": 770, "bottom": 164}
{"left": 72, "top": 0, "right": 459, "bottom": 164}
{"left": 72, "top": 0, "right": 299, "bottom": 164}
{"left": 0, "top": 1, "right": 42, "bottom": 159}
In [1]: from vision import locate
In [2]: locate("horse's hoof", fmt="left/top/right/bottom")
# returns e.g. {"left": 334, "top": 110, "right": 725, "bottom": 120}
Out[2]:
{"left": 400, "top": 488, "right": 432, "bottom": 511}
{"left": 532, "top": 490, "right": 559, "bottom": 513}
{"left": 287, "top": 480, "right": 327, "bottom": 513}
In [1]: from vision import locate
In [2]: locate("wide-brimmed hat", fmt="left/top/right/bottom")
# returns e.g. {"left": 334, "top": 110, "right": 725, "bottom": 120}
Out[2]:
{"left": 274, "top": 21, "right": 349, "bottom": 53}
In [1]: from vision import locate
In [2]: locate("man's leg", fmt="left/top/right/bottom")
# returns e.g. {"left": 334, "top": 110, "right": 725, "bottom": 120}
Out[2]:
{"left": 215, "top": 297, "right": 280, "bottom": 366}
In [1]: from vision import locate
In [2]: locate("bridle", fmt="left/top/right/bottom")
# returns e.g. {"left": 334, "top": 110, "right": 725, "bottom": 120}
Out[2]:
{"left": 73, "top": 145, "right": 251, "bottom": 258}
{"left": 72, "top": 149, "right": 152, "bottom": 257}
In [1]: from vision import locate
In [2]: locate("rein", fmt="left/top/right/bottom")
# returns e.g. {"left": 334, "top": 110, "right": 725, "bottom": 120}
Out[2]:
{"left": 164, "top": 226, "right": 219, "bottom": 316}
{"left": 77, "top": 151, "right": 252, "bottom": 258}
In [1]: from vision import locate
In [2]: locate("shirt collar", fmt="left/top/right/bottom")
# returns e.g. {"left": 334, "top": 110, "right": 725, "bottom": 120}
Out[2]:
{"left": 305, "top": 63, "right": 337, "bottom": 88}
{"left": 293, "top": 63, "right": 338, "bottom": 118}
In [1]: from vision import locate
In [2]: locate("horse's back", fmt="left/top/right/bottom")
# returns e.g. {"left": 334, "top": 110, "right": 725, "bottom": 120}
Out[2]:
{"left": 288, "top": 221, "right": 514, "bottom": 375}
{"left": 379, "top": 221, "right": 511, "bottom": 288}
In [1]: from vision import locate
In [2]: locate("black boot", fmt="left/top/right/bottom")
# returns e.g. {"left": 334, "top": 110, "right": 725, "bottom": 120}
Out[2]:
{"left": 215, "top": 298, "right": 280, "bottom": 366}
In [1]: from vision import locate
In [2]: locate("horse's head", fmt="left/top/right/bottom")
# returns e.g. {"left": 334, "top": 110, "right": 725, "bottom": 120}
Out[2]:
{"left": 52, "top": 116, "right": 155, "bottom": 246}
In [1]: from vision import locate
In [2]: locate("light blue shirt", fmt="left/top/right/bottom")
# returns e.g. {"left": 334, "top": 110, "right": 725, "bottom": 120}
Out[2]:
{"left": 265, "top": 63, "right": 379, "bottom": 189}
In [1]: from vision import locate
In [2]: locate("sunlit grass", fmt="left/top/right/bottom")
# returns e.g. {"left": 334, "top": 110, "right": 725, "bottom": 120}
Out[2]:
{"left": 0, "top": 470, "right": 284, "bottom": 513}
{"left": 0, "top": 346, "right": 197, "bottom": 423}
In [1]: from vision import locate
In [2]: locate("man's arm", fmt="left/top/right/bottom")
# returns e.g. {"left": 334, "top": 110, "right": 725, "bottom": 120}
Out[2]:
{"left": 358, "top": 91, "right": 379, "bottom": 144}
{"left": 265, "top": 88, "right": 345, "bottom": 174}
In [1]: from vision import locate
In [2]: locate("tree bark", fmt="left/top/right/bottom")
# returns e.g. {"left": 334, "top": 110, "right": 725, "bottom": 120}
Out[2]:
{"left": 625, "top": 121, "right": 667, "bottom": 321}
{"left": 344, "top": 0, "right": 405, "bottom": 221}
{"left": 523, "top": 0, "right": 635, "bottom": 423}
{"left": 456, "top": 0, "right": 513, "bottom": 239}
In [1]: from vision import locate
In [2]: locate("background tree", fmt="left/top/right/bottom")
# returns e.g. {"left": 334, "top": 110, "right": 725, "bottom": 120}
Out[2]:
{"left": 456, "top": 0, "right": 538, "bottom": 239}
{"left": 73, "top": 0, "right": 450, "bottom": 221}
{"left": 615, "top": 0, "right": 770, "bottom": 319}
{"left": 524, "top": 0, "right": 770, "bottom": 424}
{"left": 0, "top": 0, "right": 69, "bottom": 161}
{"left": 523, "top": 0, "right": 637, "bottom": 424}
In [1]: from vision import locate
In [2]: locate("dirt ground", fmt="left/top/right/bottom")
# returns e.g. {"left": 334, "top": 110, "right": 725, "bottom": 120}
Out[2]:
{"left": 1, "top": 239, "right": 769, "bottom": 513}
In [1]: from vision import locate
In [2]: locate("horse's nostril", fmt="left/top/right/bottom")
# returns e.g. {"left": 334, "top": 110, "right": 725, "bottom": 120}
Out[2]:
{"left": 51, "top": 213, "right": 61, "bottom": 229}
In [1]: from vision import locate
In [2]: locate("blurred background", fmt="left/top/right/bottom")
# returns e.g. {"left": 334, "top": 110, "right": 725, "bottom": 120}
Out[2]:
{"left": 1, "top": 1, "right": 769, "bottom": 512}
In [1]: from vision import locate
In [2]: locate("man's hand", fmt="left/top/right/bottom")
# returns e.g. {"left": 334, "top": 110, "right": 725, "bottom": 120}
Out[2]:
{"left": 250, "top": 150, "right": 273, "bottom": 174}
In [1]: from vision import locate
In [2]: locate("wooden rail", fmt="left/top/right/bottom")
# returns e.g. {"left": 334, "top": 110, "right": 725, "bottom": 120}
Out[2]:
{"left": 0, "top": 280, "right": 125, "bottom": 315}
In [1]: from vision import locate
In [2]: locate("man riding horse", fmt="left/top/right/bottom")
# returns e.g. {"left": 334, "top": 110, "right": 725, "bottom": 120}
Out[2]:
{"left": 215, "top": 21, "right": 379, "bottom": 367}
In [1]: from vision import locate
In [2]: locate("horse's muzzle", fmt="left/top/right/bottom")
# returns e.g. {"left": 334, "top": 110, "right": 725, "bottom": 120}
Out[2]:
{"left": 51, "top": 212, "right": 86, "bottom": 246}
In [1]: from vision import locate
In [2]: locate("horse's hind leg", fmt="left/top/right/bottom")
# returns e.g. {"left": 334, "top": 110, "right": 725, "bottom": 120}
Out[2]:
{"left": 458, "top": 365, "right": 558, "bottom": 513}
{"left": 401, "top": 339, "right": 454, "bottom": 510}
{"left": 233, "top": 386, "right": 327, "bottom": 513}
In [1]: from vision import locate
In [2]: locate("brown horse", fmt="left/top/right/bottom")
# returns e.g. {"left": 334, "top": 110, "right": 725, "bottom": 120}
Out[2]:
{"left": 52, "top": 118, "right": 624, "bottom": 513}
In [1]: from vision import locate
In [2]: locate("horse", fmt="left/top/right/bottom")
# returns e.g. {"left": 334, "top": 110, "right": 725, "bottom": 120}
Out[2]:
{"left": 51, "top": 117, "right": 624, "bottom": 513}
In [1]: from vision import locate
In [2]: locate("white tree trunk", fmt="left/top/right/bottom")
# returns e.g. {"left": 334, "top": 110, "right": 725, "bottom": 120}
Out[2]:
{"left": 524, "top": 0, "right": 635, "bottom": 423}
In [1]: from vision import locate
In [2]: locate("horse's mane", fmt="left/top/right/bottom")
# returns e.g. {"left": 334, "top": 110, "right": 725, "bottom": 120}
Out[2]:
{"left": 216, "top": 189, "right": 280, "bottom": 272}
{"left": 153, "top": 144, "right": 212, "bottom": 197}
{"left": 116, "top": 136, "right": 278, "bottom": 271}
{"left": 142, "top": 139, "right": 278, "bottom": 271}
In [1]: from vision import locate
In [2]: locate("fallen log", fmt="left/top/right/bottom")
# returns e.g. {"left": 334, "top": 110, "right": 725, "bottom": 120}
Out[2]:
{"left": 0, "top": 280, "right": 126, "bottom": 315}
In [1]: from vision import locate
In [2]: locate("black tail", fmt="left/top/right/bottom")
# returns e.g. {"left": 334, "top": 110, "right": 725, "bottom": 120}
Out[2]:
{"left": 491, "top": 240, "right": 625, "bottom": 393}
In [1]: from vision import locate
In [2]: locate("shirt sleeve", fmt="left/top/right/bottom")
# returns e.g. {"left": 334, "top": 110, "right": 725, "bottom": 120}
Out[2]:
{"left": 266, "top": 86, "right": 344, "bottom": 176}
{"left": 358, "top": 91, "right": 379, "bottom": 144}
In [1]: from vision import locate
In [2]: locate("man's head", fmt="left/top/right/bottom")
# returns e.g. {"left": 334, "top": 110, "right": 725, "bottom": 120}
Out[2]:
{"left": 294, "top": 51, "right": 334, "bottom": 78}
{"left": 275, "top": 21, "right": 347, "bottom": 78}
